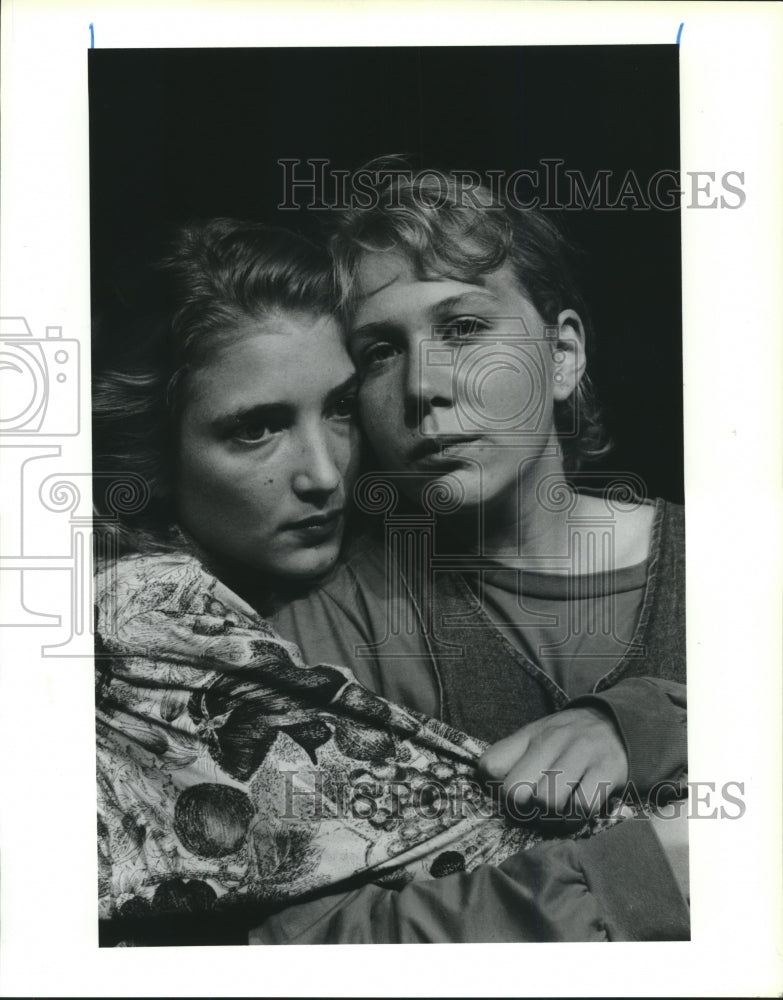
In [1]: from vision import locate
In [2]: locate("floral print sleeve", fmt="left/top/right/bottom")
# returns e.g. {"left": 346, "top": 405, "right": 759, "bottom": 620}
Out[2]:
{"left": 96, "top": 550, "right": 598, "bottom": 926}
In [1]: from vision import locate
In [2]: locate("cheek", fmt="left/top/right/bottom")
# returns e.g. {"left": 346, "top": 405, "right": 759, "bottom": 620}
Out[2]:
{"left": 177, "top": 442, "right": 278, "bottom": 538}
{"left": 359, "top": 382, "right": 404, "bottom": 452}
{"left": 341, "top": 428, "right": 362, "bottom": 485}
{"left": 493, "top": 369, "right": 541, "bottom": 422}
{"left": 179, "top": 441, "right": 233, "bottom": 505}
{"left": 456, "top": 346, "right": 552, "bottom": 432}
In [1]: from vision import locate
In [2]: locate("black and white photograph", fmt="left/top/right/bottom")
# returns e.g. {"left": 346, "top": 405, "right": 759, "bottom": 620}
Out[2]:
{"left": 1, "top": 1, "right": 781, "bottom": 995}
{"left": 89, "top": 44, "right": 693, "bottom": 947}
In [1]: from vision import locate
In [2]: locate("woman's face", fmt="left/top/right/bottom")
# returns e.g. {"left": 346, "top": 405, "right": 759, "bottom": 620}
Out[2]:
{"left": 348, "top": 251, "right": 584, "bottom": 520}
{"left": 176, "top": 310, "right": 359, "bottom": 582}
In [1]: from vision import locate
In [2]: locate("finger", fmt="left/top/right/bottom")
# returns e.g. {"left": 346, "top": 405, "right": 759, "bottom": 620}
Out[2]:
{"left": 502, "top": 775, "right": 539, "bottom": 820}
{"left": 477, "top": 728, "right": 533, "bottom": 781}
{"left": 502, "top": 741, "right": 580, "bottom": 819}
{"left": 532, "top": 746, "right": 588, "bottom": 818}
{"left": 501, "top": 724, "right": 574, "bottom": 794}
{"left": 570, "top": 726, "right": 629, "bottom": 792}
{"left": 569, "top": 765, "right": 615, "bottom": 819}
{"left": 478, "top": 710, "right": 594, "bottom": 781}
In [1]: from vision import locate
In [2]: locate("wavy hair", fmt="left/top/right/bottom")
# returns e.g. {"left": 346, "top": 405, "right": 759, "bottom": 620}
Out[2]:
{"left": 329, "top": 158, "right": 610, "bottom": 473}
{"left": 92, "top": 218, "right": 337, "bottom": 555}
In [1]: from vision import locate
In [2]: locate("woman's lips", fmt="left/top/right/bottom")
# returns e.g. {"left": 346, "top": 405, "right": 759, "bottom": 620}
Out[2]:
{"left": 408, "top": 436, "right": 483, "bottom": 468}
{"left": 282, "top": 509, "right": 344, "bottom": 541}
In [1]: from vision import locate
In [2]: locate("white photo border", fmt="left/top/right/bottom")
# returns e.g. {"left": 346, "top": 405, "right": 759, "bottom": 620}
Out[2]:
{"left": 1, "top": 1, "right": 781, "bottom": 996}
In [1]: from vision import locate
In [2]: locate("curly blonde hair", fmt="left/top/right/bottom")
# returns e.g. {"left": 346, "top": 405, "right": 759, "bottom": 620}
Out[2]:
{"left": 329, "top": 160, "right": 610, "bottom": 473}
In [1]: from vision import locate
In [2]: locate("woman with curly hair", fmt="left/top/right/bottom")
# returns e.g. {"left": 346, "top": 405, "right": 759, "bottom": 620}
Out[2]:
{"left": 93, "top": 216, "right": 688, "bottom": 946}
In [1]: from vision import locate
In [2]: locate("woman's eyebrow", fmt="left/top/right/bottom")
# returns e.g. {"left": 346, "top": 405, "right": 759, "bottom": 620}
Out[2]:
{"left": 348, "top": 319, "right": 403, "bottom": 341}
{"left": 211, "top": 375, "right": 358, "bottom": 430}
{"left": 323, "top": 373, "right": 359, "bottom": 406}
{"left": 349, "top": 292, "right": 499, "bottom": 340}
{"left": 431, "top": 291, "right": 499, "bottom": 316}
{"left": 211, "top": 401, "right": 288, "bottom": 431}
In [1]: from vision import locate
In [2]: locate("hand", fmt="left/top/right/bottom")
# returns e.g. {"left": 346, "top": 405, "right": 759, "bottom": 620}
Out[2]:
{"left": 477, "top": 707, "right": 629, "bottom": 822}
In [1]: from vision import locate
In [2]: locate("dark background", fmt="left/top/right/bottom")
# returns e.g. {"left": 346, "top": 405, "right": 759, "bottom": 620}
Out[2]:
{"left": 89, "top": 46, "right": 683, "bottom": 502}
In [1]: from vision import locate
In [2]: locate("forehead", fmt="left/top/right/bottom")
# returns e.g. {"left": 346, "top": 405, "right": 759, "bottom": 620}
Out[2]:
{"left": 185, "top": 311, "right": 351, "bottom": 410}
{"left": 351, "top": 251, "right": 535, "bottom": 327}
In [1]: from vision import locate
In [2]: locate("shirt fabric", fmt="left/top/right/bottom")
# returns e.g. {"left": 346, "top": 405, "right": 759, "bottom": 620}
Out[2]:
{"left": 97, "top": 549, "right": 604, "bottom": 942}
{"left": 256, "top": 497, "right": 689, "bottom": 943}
{"left": 271, "top": 498, "right": 687, "bottom": 789}
{"left": 477, "top": 560, "right": 648, "bottom": 697}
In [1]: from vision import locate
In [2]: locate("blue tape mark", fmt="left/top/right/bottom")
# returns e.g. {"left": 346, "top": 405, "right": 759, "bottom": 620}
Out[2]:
{"left": 676, "top": 22, "right": 684, "bottom": 45}
{"left": 89, "top": 22, "right": 94, "bottom": 48}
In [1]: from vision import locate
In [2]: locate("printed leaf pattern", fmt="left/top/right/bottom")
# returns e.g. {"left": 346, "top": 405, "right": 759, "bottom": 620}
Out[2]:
{"left": 96, "top": 549, "right": 609, "bottom": 924}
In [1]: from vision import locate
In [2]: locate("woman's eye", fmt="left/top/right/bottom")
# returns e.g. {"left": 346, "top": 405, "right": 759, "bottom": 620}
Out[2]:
{"left": 232, "top": 423, "right": 273, "bottom": 444}
{"left": 330, "top": 394, "right": 358, "bottom": 420}
{"left": 357, "top": 341, "right": 399, "bottom": 370}
{"left": 442, "top": 316, "right": 490, "bottom": 342}
{"left": 230, "top": 416, "right": 285, "bottom": 445}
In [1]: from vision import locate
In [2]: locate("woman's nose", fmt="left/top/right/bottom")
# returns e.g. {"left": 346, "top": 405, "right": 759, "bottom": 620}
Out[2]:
{"left": 291, "top": 430, "right": 343, "bottom": 499}
{"left": 404, "top": 336, "right": 454, "bottom": 417}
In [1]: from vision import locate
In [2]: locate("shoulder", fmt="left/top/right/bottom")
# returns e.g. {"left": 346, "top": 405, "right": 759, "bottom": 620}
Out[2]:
{"left": 95, "top": 548, "right": 204, "bottom": 609}
{"left": 660, "top": 499, "right": 685, "bottom": 536}
{"left": 94, "top": 547, "right": 262, "bottom": 632}
{"left": 341, "top": 530, "right": 392, "bottom": 597}
{"left": 269, "top": 531, "right": 394, "bottom": 654}
{"left": 96, "top": 547, "right": 198, "bottom": 585}
{"left": 656, "top": 500, "right": 685, "bottom": 568}
{"left": 571, "top": 493, "right": 659, "bottom": 569}
{"left": 284, "top": 529, "right": 389, "bottom": 613}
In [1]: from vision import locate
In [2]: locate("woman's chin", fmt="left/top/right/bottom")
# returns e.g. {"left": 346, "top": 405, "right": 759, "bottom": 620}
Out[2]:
{"left": 205, "top": 534, "right": 344, "bottom": 592}
{"left": 268, "top": 539, "right": 343, "bottom": 583}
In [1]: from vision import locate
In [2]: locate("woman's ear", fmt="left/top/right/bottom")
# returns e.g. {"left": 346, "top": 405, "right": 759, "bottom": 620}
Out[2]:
{"left": 551, "top": 309, "right": 587, "bottom": 401}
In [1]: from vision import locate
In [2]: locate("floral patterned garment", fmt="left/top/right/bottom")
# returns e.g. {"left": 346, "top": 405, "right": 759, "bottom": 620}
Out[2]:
{"left": 96, "top": 548, "right": 602, "bottom": 925}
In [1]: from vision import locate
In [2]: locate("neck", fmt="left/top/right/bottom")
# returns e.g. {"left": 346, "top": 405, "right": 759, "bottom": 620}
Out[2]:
{"left": 173, "top": 527, "right": 302, "bottom": 613}
{"left": 440, "top": 449, "right": 577, "bottom": 568}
